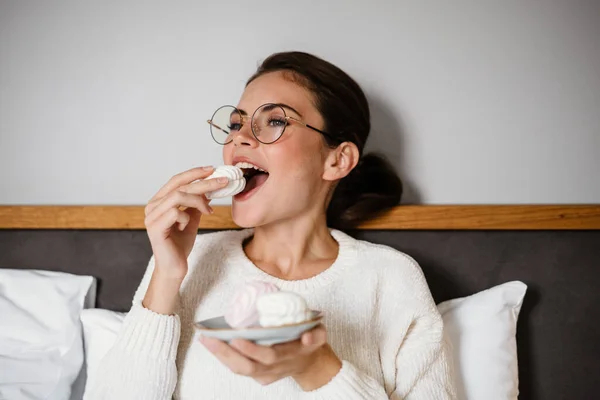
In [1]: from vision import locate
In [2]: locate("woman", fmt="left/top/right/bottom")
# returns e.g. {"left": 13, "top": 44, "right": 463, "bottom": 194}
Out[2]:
{"left": 88, "top": 51, "right": 456, "bottom": 399}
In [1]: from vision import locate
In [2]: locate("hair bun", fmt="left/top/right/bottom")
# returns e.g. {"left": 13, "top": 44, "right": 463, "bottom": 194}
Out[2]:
{"left": 327, "top": 153, "right": 403, "bottom": 230}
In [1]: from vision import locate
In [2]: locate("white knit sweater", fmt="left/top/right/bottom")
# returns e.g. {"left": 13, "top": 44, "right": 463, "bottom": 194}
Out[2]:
{"left": 87, "top": 229, "right": 456, "bottom": 399}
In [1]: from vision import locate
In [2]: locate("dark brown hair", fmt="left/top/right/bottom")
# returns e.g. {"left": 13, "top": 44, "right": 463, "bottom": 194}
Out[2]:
{"left": 247, "top": 51, "right": 402, "bottom": 230}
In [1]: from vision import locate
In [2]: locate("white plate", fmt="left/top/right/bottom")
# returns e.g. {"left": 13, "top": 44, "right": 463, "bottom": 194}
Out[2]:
{"left": 194, "top": 311, "right": 323, "bottom": 346}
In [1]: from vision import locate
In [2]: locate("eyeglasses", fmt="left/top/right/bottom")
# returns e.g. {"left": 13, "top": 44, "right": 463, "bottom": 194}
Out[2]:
{"left": 207, "top": 103, "right": 336, "bottom": 145}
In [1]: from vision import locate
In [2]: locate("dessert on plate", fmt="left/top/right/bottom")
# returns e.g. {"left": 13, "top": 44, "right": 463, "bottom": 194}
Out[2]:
{"left": 224, "top": 281, "right": 279, "bottom": 328}
{"left": 224, "top": 281, "right": 312, "bottom": 329}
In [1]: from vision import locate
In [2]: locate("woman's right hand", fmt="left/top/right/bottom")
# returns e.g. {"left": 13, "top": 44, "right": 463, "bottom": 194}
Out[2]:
{"left": 144, "top": 166, "right": 229, "bottom": 280}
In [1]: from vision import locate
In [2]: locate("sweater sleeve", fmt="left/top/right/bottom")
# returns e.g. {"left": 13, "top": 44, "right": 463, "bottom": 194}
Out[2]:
{"left": 390, "top": 308, "right": 456, "bottom": 399}
{"left": 305, "top": 255, "right": 456, "bottom": 400}
{"left": 303, "top": 360, "right": 388, "bottom": 399}
{"left": 85, "top": 255, "right": 181, "bottom": 400}
{"left": 305, "top": 312, "right": 455, "bottom": 400}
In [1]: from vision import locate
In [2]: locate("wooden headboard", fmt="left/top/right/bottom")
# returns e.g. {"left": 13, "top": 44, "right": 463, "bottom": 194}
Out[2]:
{"left": 1, "top": 205, "right": 599, "bottom": 400}
{"left": 1, "top": 205, "right": 599, "bottom": 229}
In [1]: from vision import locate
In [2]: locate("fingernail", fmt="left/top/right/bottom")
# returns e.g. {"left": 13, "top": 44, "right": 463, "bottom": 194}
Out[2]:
{"left": 217, "top": 177, "right": 228, "bottom": 183}
{"left": 202, "top": 166, "right": 214, "bottom": 170}
{"left": 208, "top": 207, "right": 214, "bottom": 214}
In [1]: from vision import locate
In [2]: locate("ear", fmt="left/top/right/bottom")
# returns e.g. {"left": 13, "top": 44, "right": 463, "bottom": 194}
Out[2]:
{"left": 322, "top": 142, "right": 360, "bottom": 182}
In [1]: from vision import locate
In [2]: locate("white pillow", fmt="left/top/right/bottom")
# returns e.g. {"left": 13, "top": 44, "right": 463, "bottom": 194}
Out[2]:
{"left": 438, "top": 281, "right": 527, "bottom": 400}
{"left": 0, "top": 269, "right": 96, "bottom": 400}
{"left": 79, "top": 282, "right": 527, "bottom": 400}
{"left": 79, "top": 308, "right": 126, "bottom": 398}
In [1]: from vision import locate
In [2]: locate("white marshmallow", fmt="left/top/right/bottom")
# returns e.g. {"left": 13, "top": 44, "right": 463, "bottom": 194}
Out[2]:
{"left": 256, "top": 291, "right": 312, "bottom": 327}
{"left": 204, "top": 166, "right": 246, "bottom": 199}
{"left": 224, "top": 281, "right": 280, "bottom": 329}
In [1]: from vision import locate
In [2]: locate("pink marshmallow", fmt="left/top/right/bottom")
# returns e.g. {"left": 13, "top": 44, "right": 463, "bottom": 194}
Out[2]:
{"left": 224, "top": 281, "right": 280, "bottom": 328}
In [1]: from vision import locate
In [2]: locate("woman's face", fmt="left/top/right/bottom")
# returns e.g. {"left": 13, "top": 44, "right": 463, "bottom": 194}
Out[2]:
{"left": 222, "top": 71, "right": 331, "bottom": 228}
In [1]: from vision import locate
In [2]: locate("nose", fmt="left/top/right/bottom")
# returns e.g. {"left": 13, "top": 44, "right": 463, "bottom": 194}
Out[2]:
{"left": 231, "top": 121, "right": 258, "bottom": 148}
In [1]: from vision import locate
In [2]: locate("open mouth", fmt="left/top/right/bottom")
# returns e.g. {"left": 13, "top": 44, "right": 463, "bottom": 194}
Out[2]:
{"left": 234, "top": 162, "right": 269, "bottom": 199}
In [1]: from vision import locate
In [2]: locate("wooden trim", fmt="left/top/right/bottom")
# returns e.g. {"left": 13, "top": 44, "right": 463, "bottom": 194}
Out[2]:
{"left": 359, "top": 205, "right": 600, "bottom": 230}
{"left": 1, "top": 205, "right": 599, "bottom": 230}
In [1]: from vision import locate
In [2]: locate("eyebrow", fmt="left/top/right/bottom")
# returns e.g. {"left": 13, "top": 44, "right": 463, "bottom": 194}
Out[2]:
{"left": 237, "top": 103, "right": 303, "bottom": 118}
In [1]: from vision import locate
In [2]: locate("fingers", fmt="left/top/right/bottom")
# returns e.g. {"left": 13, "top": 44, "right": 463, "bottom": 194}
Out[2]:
{"left": 145, "top": 166, "right": 214, "bottom": 217}
{"left": 146, "top": 176, "right": 229, "bottom": 218}
{"left": 230, "top": 339, "right": 282, "bottom": 365}
{"left": 229, "top": 325, "right": 327, "bottom": 365}
{"left": 254, "top": 375, "right": 280, "bottom": 386}
{"left": 148, "top": 190, "right": 211, "bottom": 220}
{"left": 146, "top": 207, "right": 189, "bottom": 237}
{"left": 179, "top": 176, "right": 229, "bottom": 196}
{"left": 150, "top": 166, "right": 216, "bottom": 204}
{"left": 200, "top": 337, "right": 259, "bottom": 376}
{"left": 199, "top": 328, "right": 330, "bottom": 388}
{"left": 180, "top": 207, "right": 202, "bottom": 232}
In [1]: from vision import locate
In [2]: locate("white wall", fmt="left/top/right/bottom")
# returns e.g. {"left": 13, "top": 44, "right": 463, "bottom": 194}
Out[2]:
{"left": 1, "top": 0, "right": 599, "bottom": 205}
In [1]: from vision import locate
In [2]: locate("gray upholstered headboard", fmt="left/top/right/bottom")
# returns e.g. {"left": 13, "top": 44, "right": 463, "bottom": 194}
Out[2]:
{"left": 1, "top": 205, "right": 599, "bottom": 400}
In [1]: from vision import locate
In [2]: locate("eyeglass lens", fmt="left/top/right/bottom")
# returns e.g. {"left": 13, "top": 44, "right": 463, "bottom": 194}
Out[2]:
{"left": 210, "top": 104, "right": 287, "bottom": 144}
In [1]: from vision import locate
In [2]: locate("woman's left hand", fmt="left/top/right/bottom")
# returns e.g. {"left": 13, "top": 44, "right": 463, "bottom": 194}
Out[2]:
{"left": 199, "top": 325, "right": 342, "bottom": 390}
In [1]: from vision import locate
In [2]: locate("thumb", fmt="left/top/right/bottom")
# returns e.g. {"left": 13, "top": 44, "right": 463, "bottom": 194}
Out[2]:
{"left": 301, "top": 325, "right": 327, "bottom": 348}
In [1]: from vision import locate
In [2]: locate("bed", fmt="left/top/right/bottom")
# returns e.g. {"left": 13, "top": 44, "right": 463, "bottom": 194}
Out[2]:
{"left": 1, "top": 205, "right": 599, "bottom": 399}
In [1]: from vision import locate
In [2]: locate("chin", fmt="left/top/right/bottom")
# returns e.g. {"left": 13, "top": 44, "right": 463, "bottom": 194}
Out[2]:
{"left": 231, "top": 201, "right": 266, "bottom": 228}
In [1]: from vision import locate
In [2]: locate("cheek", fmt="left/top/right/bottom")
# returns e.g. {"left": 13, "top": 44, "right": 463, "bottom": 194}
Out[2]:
{"left": 269, "top": 143, "right": 324, "bottom": 186}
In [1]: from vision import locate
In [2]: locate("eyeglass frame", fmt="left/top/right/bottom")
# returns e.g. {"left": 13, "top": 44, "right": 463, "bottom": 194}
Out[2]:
{"left": 206, "top": 103, "right": 338, "bottom": 145}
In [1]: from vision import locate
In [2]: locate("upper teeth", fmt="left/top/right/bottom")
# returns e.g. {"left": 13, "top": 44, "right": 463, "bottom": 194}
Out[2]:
{"left": 234, "top": 161, "right": 266, "bottom": 173}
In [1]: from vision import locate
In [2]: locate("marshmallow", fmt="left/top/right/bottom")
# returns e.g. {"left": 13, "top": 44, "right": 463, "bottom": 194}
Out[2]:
{"left": 256, "top": 291, "right": 312, "bottom": 327}
{"left": 204, "top": 165, "right": 246, "bottom": 199}
{"left": 224, "top": 281, "right": 280, "bottom": 329}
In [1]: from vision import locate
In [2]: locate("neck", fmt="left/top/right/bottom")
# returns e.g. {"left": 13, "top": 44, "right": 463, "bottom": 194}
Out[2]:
{"left": 244, "top": 210, "right": 338, "bottom": 280}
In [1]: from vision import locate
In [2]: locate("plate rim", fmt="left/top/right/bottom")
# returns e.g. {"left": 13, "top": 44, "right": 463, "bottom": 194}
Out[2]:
{"left": 194, "top": 311, "right": 323, "bottom": 332}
